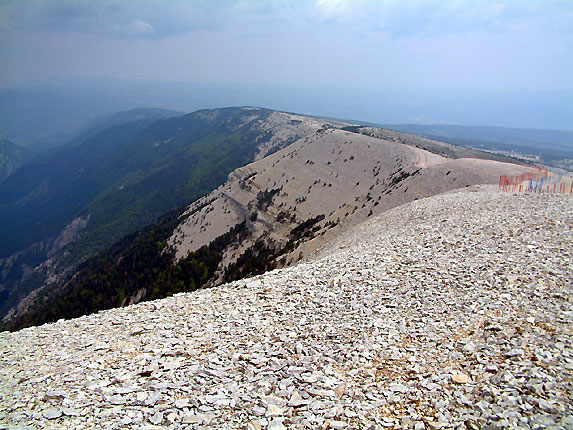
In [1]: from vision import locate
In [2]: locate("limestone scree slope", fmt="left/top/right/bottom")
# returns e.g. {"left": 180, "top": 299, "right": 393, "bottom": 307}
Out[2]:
{"left": 0, "top": 190, "right": 571, "bottom": 429}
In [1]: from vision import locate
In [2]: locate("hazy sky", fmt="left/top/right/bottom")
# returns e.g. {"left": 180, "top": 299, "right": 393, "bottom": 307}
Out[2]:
{"left": 1, "top": 0, "right": 572, "bottom": 92}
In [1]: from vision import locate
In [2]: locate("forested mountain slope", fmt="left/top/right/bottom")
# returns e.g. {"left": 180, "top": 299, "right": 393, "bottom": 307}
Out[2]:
{"left": 0, "top": 107, "right": 323, "bottom": 325}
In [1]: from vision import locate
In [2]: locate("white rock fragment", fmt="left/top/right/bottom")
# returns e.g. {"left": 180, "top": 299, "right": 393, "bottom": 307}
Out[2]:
{"left": 267, "top": 418, "right": 286, "bottom": 430}
{"left": 43, "top": 408, "right": 62, "bottom": 419}
{"left": 266, "top": 404, "right": 283, "bottom": 416}
{"left": 451, "top": 373, "right": 469, "bottom": 384}
{"left": 149, "top": 411, "right": 163, "bottom": 425}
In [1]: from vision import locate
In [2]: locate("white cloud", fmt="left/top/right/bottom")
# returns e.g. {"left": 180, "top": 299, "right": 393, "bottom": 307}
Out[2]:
{"left": 125, "top": 19, "right": 155, "bottom": 36}
{"left": 314, "top": 0, "right": 350, "bottom": 21}
{"left": 1, "top": 0, "right": 572, "bottom": 91}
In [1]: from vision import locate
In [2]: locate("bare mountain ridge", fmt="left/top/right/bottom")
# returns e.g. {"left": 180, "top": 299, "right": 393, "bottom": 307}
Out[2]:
{"left": 167, "top": 119, "right": 536, "bottom": 289}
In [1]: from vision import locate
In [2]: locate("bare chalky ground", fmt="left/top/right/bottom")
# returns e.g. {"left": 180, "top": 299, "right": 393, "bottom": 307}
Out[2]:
{"left": 1, "top": 190, "right": 571, "bottom": 429}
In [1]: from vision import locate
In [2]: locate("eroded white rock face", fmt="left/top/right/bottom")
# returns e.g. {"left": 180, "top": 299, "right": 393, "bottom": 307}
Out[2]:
{"left": 1, "top": 191, "right": 572, "bottom": 429}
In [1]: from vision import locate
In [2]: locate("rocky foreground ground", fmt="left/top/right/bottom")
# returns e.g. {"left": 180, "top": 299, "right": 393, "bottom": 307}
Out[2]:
{"left": 0, "top": 189, "right": 571, "bottom": 430}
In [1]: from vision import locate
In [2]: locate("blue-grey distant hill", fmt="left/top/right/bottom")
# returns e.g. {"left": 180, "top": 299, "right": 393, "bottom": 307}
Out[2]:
{"left": 383, "top": 124, "right": 573, "bottom": 169}
{"left": 31, "top": 108, "right": 183, "bottom": 159}
{"left": 2, "top": 78, "right": 572, "bottom": 150}
{"left": 0, "top": 80, "right": 195, "bottom": 150}
{"left": 0, "top": 139, "right": 32, "bottom": 181}
{"left": 64, "top": 108, "right": 183, "bottom": 149}
{"left": 0, "top": 108, "right": 181, "bottom": 183}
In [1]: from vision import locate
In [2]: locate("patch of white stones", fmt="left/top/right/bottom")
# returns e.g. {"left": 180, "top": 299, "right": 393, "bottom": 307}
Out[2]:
{"left": 1, "top": 190, "right": 571, "bottom": 429}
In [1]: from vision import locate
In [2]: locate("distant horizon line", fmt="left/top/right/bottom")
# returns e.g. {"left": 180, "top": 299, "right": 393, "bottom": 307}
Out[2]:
{"left": 2, "top": 77, "right": 572, "bottom": 133}
{"left": 3, "top": 75, "right": 573, "bottom": 95}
